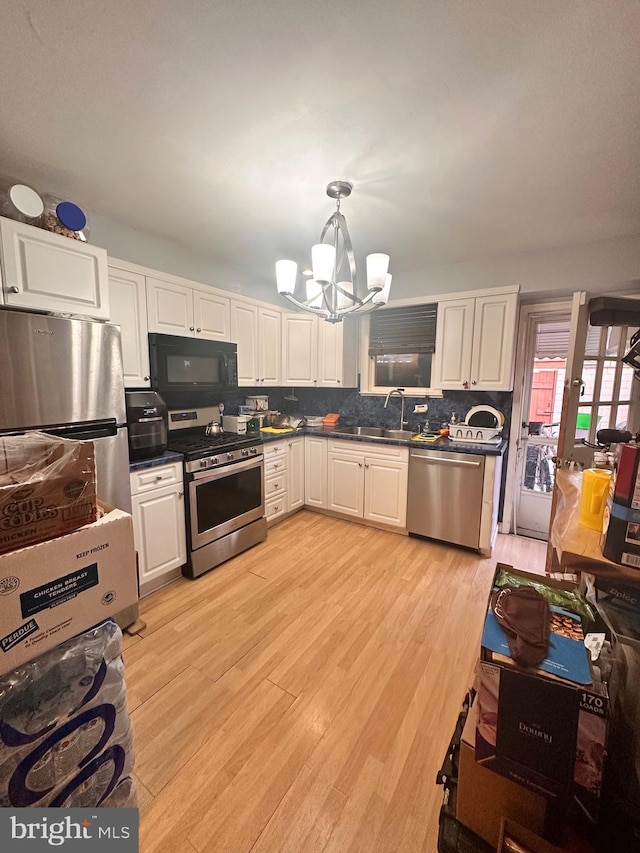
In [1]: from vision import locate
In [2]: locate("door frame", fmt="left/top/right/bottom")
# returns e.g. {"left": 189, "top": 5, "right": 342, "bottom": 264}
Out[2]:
{"left": 501, "top": 299, "right": 571, "bottom": 535}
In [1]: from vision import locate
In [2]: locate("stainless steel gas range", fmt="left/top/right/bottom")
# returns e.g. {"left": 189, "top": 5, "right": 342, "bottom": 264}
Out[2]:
{"left": 167, "top": 407, "right": 267, "bottom": 578}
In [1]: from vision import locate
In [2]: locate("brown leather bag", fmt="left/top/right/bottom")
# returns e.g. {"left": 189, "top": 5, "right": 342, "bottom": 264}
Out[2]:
{"left": 491, "top": 585, "right": 550, "bottom": 667}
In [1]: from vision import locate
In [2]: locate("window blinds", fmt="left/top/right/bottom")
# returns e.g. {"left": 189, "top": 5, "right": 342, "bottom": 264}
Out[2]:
{"left": 368, "top": 304, "right": 438, "bottom": 356}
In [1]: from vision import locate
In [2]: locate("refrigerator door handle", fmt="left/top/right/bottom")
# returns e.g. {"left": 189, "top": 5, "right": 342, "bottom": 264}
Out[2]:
{"left": 43, "top": 419, "right": 119, "bottom": 441}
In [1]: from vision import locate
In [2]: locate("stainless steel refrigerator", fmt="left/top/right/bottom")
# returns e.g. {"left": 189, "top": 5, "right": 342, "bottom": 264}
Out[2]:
{"left": 0, "top": 307, "right": 138, "bottom": 626}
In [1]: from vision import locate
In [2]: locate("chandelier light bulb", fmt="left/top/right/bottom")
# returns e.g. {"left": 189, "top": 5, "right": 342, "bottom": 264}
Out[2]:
{"left": 366, "top": 254, "right": 390, "bottom": 291}
{"left": 312, "top": 243, "right": 336, "bottom": 284}
{"left": 373, "top": 273, "right": 392, "bottom": 305}
{"left": 336, "top": 281, "right": 354, "bottom": 310}
{"left": 276, "top": 260, "right": 297, "bottom": 295}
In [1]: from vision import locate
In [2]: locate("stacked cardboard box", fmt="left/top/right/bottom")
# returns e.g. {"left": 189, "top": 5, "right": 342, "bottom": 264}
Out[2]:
{"left": 601, "top": 443, "right": 640, "bottom": 568}
{"left": 0, "top": 432, "right": 138, "bottom": 676}
{"left": 453, "top": 564, "right": 606, "bottom": 850}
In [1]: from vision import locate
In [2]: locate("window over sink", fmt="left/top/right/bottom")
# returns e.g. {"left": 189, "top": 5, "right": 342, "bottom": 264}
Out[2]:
{"left": 360, "top": 303, "right": 441, "bottom": 396}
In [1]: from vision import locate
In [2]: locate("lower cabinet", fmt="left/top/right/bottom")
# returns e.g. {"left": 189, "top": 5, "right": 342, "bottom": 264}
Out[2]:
{"left": 304, "top": 434, "right": 328, "bottom": 509}
{"left": 264, "top": 437, "right": 305, "bottom": 523}
{"left": 327, "top": 440, "right": 409, "bottom": 528}
{"left": 130, "top": 462, "right": 186, "bottom": 597}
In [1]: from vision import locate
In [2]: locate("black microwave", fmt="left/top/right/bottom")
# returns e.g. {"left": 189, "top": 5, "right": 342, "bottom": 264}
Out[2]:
{"left": 148, "top": 334, "right": 238, "bottom": 405}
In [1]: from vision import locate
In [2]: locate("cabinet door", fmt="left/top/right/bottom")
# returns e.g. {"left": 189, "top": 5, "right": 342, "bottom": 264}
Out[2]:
{"left": 317, "top": 319, "right": 344, "bottom": 386}
{"left": 327, "top": 452, "right": 364, "bottom": 517}
{"left": 1, "top": 217, "right": 109, "bottom": 319}
{"left": 432, "top": 298, "right": 475, "bottom": 390}
{"left": 131, "top": 482, "right": 186, "bottom": 596}
{"left": 193, "top": 289, "right": 230, "bottom": 340}
{"left": 108, "top": 267, "right": 150, "bottom": 388}
{"left": 259, "top": 308, "right": 282, "bottom": 386}
{"left": 470, "top": 293, "right": 518, "bottom": 391}
{"left": 287, "top": 437, "right": 305, "bottom": 512}
{"left": 146, "top": 277, "right": 194, "bottom": 336}
{"left": 230, "top": 300, "right": 260, "bottom": 385}
{"left": 304, "top": 436, "right": 327, "bottom": 508}
{"left": 282, "top": 314, "right": 318, "bottom": 385}
{"left": 363, "top": 458, "right": 408, "bottom": 527}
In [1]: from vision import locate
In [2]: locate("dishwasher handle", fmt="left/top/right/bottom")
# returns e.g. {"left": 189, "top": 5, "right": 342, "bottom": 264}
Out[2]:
{"left": 409, "top": 453, "right": 482, "bottom": 467}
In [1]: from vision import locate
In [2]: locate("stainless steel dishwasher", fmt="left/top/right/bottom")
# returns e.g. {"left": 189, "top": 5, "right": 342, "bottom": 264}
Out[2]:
{"left": 407, "top": 448, "right": 485, "bottom": 549}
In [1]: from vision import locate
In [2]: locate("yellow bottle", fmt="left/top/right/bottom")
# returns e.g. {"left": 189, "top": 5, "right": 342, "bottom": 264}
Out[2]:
{"left": 579, "top": 468, "right": 612, "bottom": 531}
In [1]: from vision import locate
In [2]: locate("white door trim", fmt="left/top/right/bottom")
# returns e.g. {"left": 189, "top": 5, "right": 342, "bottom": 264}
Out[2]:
{"left": 501, "top": 299, "right": 571, "bottom": 535}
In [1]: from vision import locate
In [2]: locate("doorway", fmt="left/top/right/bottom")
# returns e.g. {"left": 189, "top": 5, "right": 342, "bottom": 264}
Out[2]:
{"left": 514, "top": 312, "right": 570, "bottom": 539}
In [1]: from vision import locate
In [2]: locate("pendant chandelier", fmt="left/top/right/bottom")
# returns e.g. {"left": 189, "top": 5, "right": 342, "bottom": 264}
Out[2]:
{"left": 276, "top": 181, "right": 391, "bottom": 323}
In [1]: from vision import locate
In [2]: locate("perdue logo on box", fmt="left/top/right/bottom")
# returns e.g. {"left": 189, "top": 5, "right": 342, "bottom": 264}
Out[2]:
{"left": 1, "top": 619, "right": 39, "bottom": 652}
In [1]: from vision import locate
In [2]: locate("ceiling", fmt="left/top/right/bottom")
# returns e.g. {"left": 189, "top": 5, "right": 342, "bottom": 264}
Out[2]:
{"left": 1, "top": 1, "right": 640, "bottom": 296}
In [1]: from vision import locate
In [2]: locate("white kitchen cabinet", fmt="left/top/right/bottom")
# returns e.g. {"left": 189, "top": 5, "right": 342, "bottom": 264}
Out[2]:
{"left": 327, "top": 439, "right": 409, "bottom": 528}
{"left": 282, "top": 313, "right": 318, "bottom": 386}
{"left": 146, "top": 276, "right": 230, "bottom": 340}
{"left": 263, "top": 441, "right": 289, "bottom": 523}
{"left": 263, "top": 437, "right": 305, "bottom": 523}
{"left": 287, "top": 436, "right": 305, "bottom": 512}
{"left": 282, "top": 313, "right": 357, "bottom": 387}
{"left": 130, "top": 462, "right": 186, "bottom": 596}
{"left": 317, "top": 316, "right": 359, "bottom": 387}
{"left": 231, "top": 300, "right": 282, "bottom": 386}
{"left": 304, "top": 435, "right": 328, "bottom": 509}
{"left": 0, "top": 216, "right": 109, "bottom": 319}
{"left": 108, "top": 266, "right": 150, "bottom": 388}
{"left": 432, "top": 292, "right": 518, "bottom": 391}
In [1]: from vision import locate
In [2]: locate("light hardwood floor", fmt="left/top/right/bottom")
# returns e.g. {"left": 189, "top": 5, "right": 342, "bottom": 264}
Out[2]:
{"left": 123, "top": 511, "right": 546, "bottom": 853}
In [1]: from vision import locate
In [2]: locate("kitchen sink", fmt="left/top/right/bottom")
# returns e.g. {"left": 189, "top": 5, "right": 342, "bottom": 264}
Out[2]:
{"left": 332, "top": 426, "right": 416, "bottom": 441}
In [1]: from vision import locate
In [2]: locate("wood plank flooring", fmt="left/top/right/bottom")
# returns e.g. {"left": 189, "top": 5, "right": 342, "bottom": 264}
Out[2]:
{"left": 124, "top": 511, "right": 546, "bottom": 852}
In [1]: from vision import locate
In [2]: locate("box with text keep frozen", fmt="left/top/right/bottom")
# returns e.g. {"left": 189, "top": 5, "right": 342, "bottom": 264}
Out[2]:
{"left": 0, "top": 506, "right": 138, "bottom": 674}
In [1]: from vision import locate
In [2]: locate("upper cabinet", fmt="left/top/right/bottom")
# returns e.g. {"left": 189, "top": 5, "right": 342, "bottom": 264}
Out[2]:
{"left": 146, "top": 276, "right": 230, "bottom": 340}
{"left": 432, "top": 292, "right": 518, "bottom": 391}
{"left": 231, "top": 300, "right": 282, "bottom": 386}
{"left": 282, "top": 313, "right": 358, "bottom": 387}
{"left": 0, "top": 217, "right": 109, "bottom": 319}
{"left": 108, "top": 266, "right": 150, "bottom": 388}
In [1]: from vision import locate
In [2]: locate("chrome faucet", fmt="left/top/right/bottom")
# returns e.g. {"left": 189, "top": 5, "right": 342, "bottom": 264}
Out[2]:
{"left": 384, "top": 387, "right": 406, "bottom": 430}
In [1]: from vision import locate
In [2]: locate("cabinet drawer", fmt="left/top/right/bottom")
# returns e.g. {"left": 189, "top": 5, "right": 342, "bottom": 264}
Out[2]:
{"left": 264, "top": 471, "right": 287, "bottom": 498}
{"left": 263, "top": 441, "right": 287, "bottom": 459}
{"left": 328, "top": 439, "right": 409, "bottom": 462}
{"left": 264, "top": 455, "right": 287, "bottom": 477}
{"left": 130, "top": 462, "right": 183, "bottom": 495}
{"left": 265, "top": 494, "right": 287, "bottom": 521}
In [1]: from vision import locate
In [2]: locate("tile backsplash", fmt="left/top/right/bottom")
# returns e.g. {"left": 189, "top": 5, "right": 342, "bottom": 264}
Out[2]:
{"left": 219, "top": 386, "right": 513, "bottom": 437}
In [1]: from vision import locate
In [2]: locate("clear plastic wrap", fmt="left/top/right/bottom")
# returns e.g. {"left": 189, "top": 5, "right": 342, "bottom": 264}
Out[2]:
{"left": 0, "top": 620, "right": 137, "bottom": 808}
{"left": 0, "top": 431, "right": 97, "bottom": 555}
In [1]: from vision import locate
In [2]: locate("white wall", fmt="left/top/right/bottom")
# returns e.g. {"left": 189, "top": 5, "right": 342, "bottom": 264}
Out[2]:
{"left": 396, "top": 233, "right": 640, "bottom": 301}
{"left": 89, "top": 210, "right": 280, "bottom": 305}
{"left": 90, "top": 207, "right": 640, "bottom": 305}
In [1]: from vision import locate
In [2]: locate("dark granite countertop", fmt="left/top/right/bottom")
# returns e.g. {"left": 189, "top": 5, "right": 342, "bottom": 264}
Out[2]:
{"left": 129, "top": 450, "right": 184, "bottom": 471}
{"left": 259, "top": 427, "right": 507, "bottom": 456}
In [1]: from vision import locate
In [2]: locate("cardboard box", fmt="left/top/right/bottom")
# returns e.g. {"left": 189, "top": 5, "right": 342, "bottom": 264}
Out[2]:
{"left": 600, "top": 497, "right": 640, "bottom": 568}
{"left": 476, "top": 565, "right": 609, "bottom": 822}
{"left": 497, "top": 818, "right": 565, "bottom": 853}
{"left": 457, "top": 700, "right": 548, "bottom": 847}
{"left": 0, "top": 506, "right": 137, "bottom": 674}
{"left": 0, "top": 432, "right": 97, "bottom": 556}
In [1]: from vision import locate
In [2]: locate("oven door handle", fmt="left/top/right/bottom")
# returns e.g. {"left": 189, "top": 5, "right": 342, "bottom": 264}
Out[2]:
{"left": 190, "top": 456, "right": 263, "bottom": 482}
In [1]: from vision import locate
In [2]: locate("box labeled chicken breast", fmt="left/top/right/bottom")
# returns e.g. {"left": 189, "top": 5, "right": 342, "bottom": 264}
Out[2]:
{"left": 0, "top": 505, "right": 137, "bottom": 674}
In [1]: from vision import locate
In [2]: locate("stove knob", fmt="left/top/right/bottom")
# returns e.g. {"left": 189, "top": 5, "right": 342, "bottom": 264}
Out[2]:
{"left": 211, "top": 457, "right": 218, "bottom": 466}
{"left": 200, "top": 459, "right": 208, "bottom": 469}
{"left": 241, "top": 449, "right": 249, "bottom": 457}
{"left": 227, "top": 452, "right": 235, "bottom": 461}
{"left": 250, "top": 447, "right": 258, "bottom": 455}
